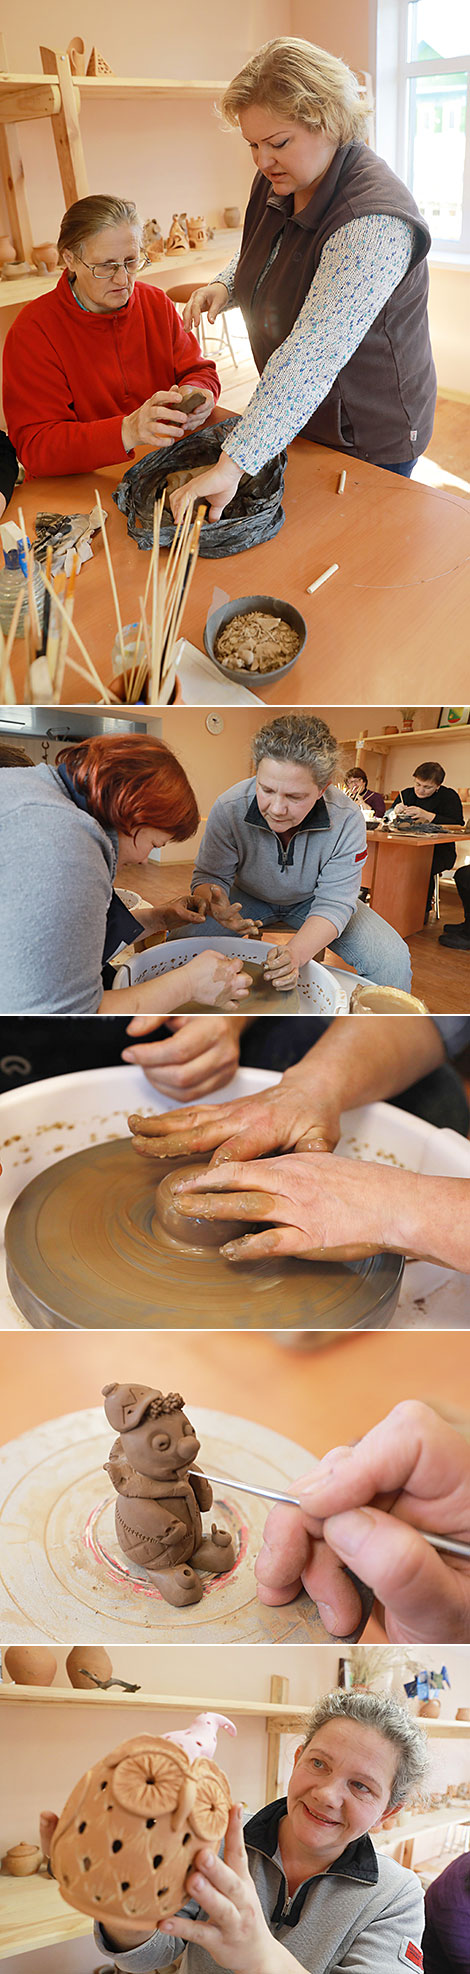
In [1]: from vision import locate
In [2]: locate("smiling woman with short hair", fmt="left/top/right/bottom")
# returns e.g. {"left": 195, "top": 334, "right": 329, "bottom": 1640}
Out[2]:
{"left": 92, "top": 1687, "right": 427, "bottom": 1969}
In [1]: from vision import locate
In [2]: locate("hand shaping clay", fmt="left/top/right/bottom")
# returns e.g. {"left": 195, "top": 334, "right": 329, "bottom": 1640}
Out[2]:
{"left": 50, "top": 1732, "right": 232, "bottom": 1929}
{"left": 154, "top": 1163, "right": 247, "bottom": 1250}
{"left": 103, "top": 1384, "right": 236, "bottom": 1604}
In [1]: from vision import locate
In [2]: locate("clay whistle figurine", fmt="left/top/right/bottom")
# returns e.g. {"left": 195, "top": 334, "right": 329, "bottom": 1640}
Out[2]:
{"left": 102, "top": 1384, "right": 236, "bottom": 1606}
{"left": 50, "top": 1730, "right": 232, "bottom": 1930}
{"left": 162, "top": 1713, "right": 237, "bottom": 1761}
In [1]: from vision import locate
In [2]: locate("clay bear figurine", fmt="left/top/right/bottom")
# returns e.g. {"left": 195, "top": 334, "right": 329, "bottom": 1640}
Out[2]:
{"left": 103, "top": 1384, "right": 236, "bottom": 1606}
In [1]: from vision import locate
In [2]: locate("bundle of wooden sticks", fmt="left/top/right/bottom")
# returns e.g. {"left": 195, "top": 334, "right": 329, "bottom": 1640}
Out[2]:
{"left": 0, "top": 492, "right": 205, "bottom": 705}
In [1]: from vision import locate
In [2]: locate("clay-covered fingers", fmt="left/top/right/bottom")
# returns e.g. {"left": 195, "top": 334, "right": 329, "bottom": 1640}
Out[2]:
{"left": 263, "top": 945, "right": 299, "bottom": 988}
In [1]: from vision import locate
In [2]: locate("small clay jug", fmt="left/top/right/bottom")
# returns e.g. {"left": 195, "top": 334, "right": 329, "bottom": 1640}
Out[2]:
{"left": 66, "top": 1646, "right": 113, "bottom": 1689}
{"left": 2, "top": 1842, "right": 42, "bottom": 1876}
{"left": 32, "top": 243, "right": 59, "bottom": 273}
{"left": 418, "top": 1697, "right": 441, "bottom": 1718}
{"left": 0, "top": 235, "right": 16, "bottom": 267}
{"left": 4, "top": 1647, "right": 57, "bottom": 1687}
{"left": 455, "top": 1707, "right": 470, "bottom": 1721}
{"left": 224, "top": 207, "right": 240, "bottom": 228}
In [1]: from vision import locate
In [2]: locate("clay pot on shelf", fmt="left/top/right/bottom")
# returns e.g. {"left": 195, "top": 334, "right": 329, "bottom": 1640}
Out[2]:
{"left": 4, "top": 1646, "right": 57, "bottom": 1687}
{"left": 32, "top": 244, "right": 59, "bottom": 273}
{"left": 66, "top": 1646, "right": 113, "bottom": 1689}
{"left": 418, "top": 1697, "right": 441, "bottom": 1718}
{"left": 0, "top": 235, "right": 16, "bottom": 268}
{"left": 455, "top": 1707, "right": 470, "bottom": 1721}
{"left": 2, "top": 1842, "right": 42, "bottom": 1876}
{"left": 224, "top": 207, "right": 240, "bottom": 227}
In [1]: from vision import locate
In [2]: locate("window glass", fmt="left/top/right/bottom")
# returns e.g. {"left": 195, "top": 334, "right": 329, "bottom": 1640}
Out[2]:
{"left": 408, "top": 72, "right": 467, "bottom": 238}
{"left": 408, "top": 2, "right": 470, "bottom": 60}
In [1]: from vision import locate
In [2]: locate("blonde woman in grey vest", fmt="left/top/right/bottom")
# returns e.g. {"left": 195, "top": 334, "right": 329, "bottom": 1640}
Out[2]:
{"left": 172, "top": 38, "right": 436, "bottom": 525}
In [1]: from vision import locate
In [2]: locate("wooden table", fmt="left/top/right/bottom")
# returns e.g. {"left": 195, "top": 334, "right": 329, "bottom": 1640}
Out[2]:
{"left": 0, "top": 1871, "right": 91, "bottom": 1959}
{"left": 12, "top": 423, "right": 470, "bottom": 704}
{"left": 365, "top": 825, "right": 470, "bottom": 937}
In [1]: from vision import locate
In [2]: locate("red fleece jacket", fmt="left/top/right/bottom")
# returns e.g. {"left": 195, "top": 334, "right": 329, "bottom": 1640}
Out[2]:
{"left": 3, "top": 271, "right": 220, "bottom": 477}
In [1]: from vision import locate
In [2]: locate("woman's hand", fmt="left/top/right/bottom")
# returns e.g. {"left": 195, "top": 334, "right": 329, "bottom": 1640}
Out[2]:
{"left": 192, "top": 884, "right": 263, "bottom": 937}
{"left": 39, "top": 1812, "right": 58, "bottom": 1860}
{"left": 255, "top": 1402, "right": 470, "bottom": 1644}
{"left": 170, "top": 1149, "right": 397, "bottom": 1260}
{"left": 159, "top": 1807, "right": 274, "bottom": 1974}
{"left": 128, "top": 1080, "right": 341, "bottom": 1163}
{"left": 179, "top": 385, "right": 216, "bottom": 432}
{"left": 121, "top": 388, "right": 190, "bottom": 451}
{"left": 183, "top": 283, "right": 229, "bottom": 332}
{"left": 123, "top": 1015, "right": 245, "bottom": 1099}
{"left": 185, "top": 949, "right": 251, "bottom": 1010}
{"left": 262, "top": 944, "right": 300, "bottom": 990}
{"left": 170, "top": 452, "right": 243, "bottom": 524}
{"left": 161, "top": 893, "right": 208, "bottom": 929}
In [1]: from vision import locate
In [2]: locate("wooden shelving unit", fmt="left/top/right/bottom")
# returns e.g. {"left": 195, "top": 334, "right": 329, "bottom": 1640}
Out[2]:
{"left": 343, "top": 725, "right": 470, "bottom": 755}
{"left": 0, "top": 1875, "right": 91, "bottom": 1962}
{"left": 0, "top": 46, "right": 231, "bottom": 260}
{"left": 0, "top": 228, "right": 240, "bottom": 312}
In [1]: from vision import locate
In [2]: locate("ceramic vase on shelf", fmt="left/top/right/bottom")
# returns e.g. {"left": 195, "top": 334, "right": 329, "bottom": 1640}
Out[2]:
{"left": 3, "top": 1646, "right": 57, "bottom": 1687}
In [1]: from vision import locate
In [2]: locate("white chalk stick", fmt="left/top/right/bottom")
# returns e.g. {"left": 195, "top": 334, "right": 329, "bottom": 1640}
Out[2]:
{"left": 306, "top": 562, "right": 339, "bottom": 596}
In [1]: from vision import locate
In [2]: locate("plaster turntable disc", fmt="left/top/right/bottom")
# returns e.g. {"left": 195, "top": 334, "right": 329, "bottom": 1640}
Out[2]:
{"left": 0, "top": 1406, "right": 373, "bottom": 1644}
{"left": 4, "top": 1137, "right": 404, "bottom": 1331}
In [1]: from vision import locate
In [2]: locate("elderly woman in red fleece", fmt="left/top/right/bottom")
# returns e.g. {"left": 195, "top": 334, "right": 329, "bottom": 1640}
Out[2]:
{"left": 3, "top": 194, "right": 220, "bottom": 478}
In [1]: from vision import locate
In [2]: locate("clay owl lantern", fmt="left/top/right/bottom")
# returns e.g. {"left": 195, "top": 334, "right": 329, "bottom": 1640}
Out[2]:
{"left": 102, "top": 1384, "right": 236, "bottom": 1606}
{"left": 50, "top": 1725, "right": 233, "bottom": 1932}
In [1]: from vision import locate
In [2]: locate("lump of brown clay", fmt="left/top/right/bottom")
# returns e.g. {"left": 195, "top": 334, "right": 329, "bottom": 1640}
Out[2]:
{"left": 50, "top": 1731, "right": 231, "bottom": 1929}
{"left": 66, "top": 1647, "right": 113, "bottom": 1690}
{"left": 102, "top": 1383, "right": 236, "bottom": 1605}
{"left": 154, "top": 1163, "right": 244, "bottom": 1250}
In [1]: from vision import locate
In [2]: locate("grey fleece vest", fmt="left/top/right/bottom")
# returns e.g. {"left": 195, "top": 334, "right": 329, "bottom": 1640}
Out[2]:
{"left": 233, "top": 142, "right": 436, "bottom": 463}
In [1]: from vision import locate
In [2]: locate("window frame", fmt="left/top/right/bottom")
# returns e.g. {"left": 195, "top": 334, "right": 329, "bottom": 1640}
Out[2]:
{"left": 378, "top": 0, "right": 470, "bottom": 256}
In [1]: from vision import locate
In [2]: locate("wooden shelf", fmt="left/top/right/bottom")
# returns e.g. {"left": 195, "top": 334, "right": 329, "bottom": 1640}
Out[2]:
{"left": 0, "top": 1683, "right": 310, "bottom": 1721}
{"left": 0, "top": 1873, "right": 91, "bottom": 1961}
{"left": 0, "top": 227, "right": 239, "bottom": 311}
{"left": 0, "top": 72, "right": 229, "bottom": 120}
{"left": 377, "top": 1802, "right": 470, "bottom": 1847}
{"left": 342, "top": 726, "right": 470, "bottom": 750}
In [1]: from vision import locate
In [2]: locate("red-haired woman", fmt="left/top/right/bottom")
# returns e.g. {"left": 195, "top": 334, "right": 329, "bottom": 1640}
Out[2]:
{"left": 3, "top": 195, "right": 219, "bottom": 477}
{"left": 0, "top": 734, "right": 250, "bottom": 1015}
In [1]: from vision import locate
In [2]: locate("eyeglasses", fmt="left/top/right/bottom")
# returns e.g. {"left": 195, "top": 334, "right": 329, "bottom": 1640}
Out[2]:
{"left": 78, "top": 253, "right": 150, "bottom": 279}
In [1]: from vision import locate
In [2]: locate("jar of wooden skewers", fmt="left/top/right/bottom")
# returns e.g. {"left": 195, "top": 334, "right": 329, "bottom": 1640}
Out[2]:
{"left": 110, "top": 624, "right": 183, "bottom": 705}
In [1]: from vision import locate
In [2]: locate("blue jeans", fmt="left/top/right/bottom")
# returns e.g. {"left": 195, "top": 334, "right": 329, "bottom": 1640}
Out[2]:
{"left": 380, "top": 460, "right": 416, "bottom": 477}
{"left": 179, "top": 888, "right": 412, "bottom": 990}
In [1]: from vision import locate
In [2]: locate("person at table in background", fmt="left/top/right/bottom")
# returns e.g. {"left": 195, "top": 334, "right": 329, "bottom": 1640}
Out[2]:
{"left": 423, "top": 1851, "right": 470, "bottom": 1971}
{"left": 343, "top": 767, "right": 385, "bottom": 819}
{"left": 129, "top": 1014, "right": 470, "bottom": 1273}
{"left": 0, "top": 734, "right": 250, "bottom": 1017}
{"left": 3, "top": 195, "right": 220, "bottom": 479}
{"left": 181, "top": 712, "right": 411, "bottom": 991}
{"left": 439, "top": 861, "right": 470, "bottom": 955}
{"left": 255, "top": 1399, "right": 470, "bottom": 1645}
{"left": 0, "top": 430, "right": 17, "bottom": 514}
{"left": 387, "top": 761, "right": 464, "bottom": 919}
{"left": 170, "top": 36, "right": 436, "bottom": 525}
{"left": 39, "top": 1690, "right": 425, "bottom": 1971}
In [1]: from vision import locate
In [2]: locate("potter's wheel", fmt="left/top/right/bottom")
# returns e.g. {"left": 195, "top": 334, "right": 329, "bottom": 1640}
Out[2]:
{"left": 0, "top": 1405, "right": 370, "bottom": 1644}
{"left": 4, "top": 1137, "right": 404, "bottom": 1331}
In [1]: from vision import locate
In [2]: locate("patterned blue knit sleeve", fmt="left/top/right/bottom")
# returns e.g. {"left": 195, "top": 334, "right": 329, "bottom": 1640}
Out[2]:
{"left": 215, "top": 251, "right": 240, "bottom": 299}
{"left": 222, "top": 213, "right": 414, "bottom": 473}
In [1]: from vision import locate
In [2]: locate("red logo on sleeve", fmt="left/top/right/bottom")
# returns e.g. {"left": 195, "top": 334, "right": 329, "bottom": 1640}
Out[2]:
{"left": 354, "top": 848, "right": 368, "bottom": 862}
{"left": 398, "top": 1943, "right": 423, "bottom": 1968}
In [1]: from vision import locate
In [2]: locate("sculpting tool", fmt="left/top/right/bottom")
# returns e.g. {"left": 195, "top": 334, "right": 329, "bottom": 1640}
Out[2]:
{"left": 306, "top": 561, "right": 339, "bottom": 595}
{"left": 191, "top": 1474, "right": 470, "bottom": 1559}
